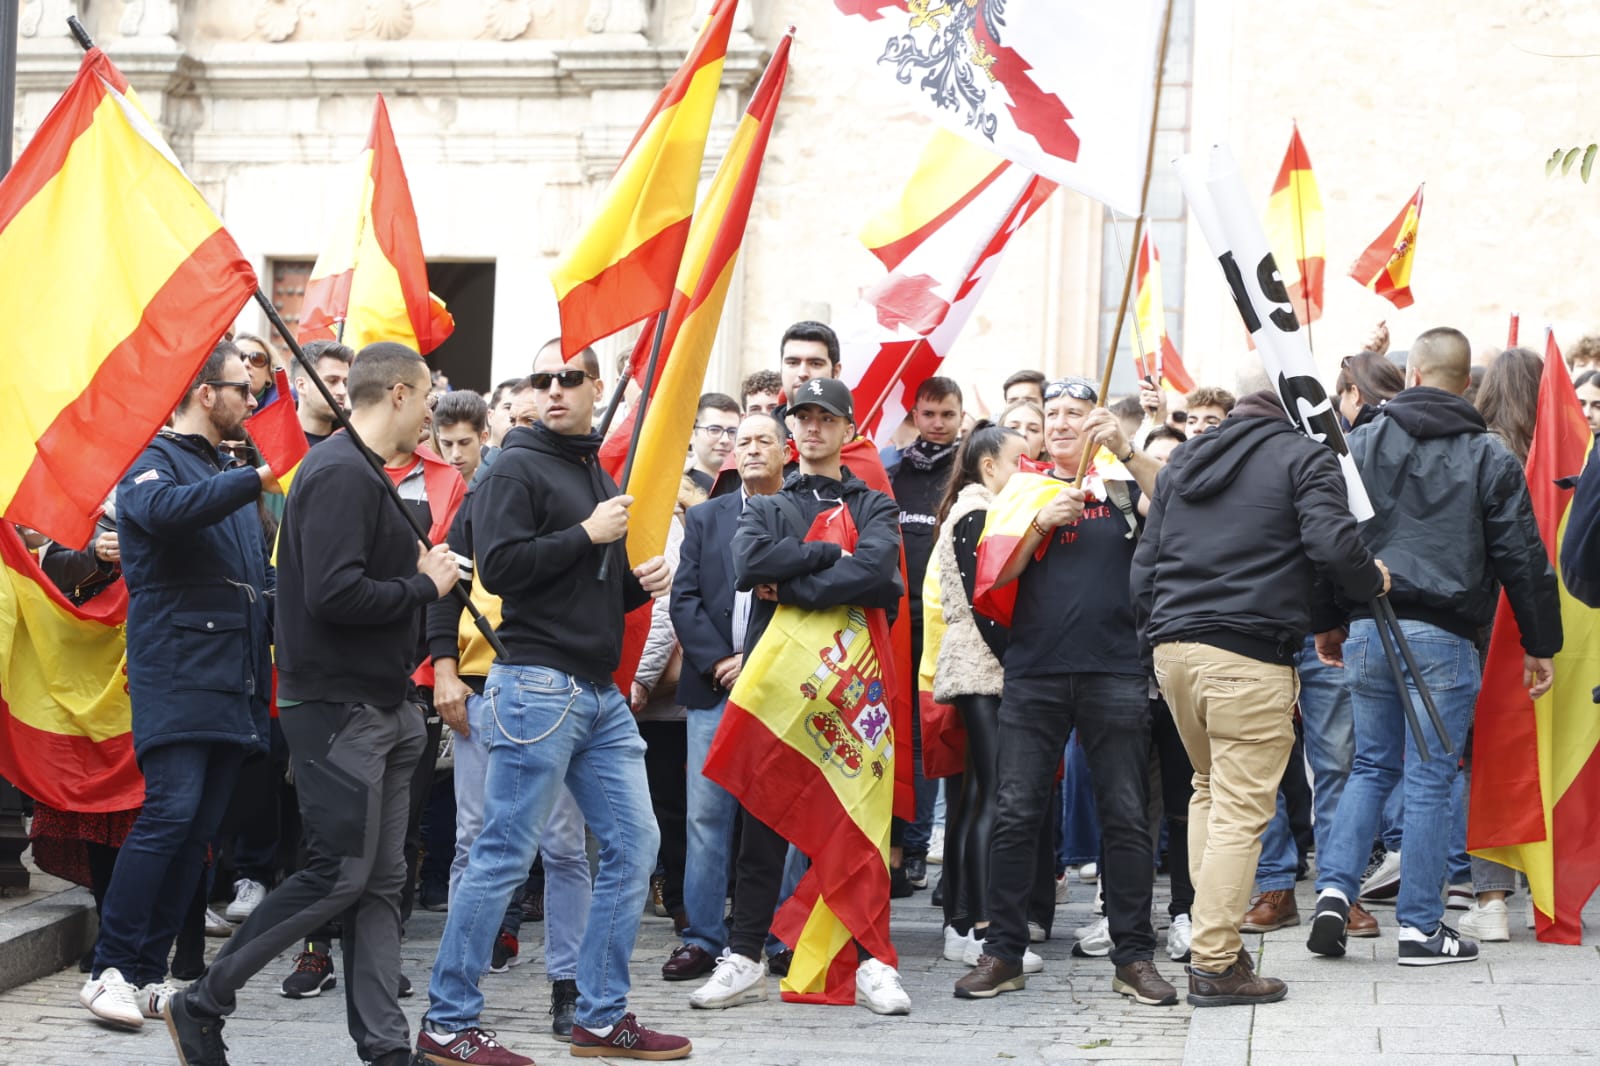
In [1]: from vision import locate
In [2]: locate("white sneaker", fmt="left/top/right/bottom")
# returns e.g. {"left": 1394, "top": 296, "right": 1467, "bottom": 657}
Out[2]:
{"left": 1446, "top": 883, "right": 1474, "bottom": 911}
{"left": 225, "top": 878, "right": 267, "bottom": 922}
{"left": 204, "top": 907, "right": 233, "bottom": 938}
{"left": 943, "top": 925, "right": 979, "bottom": 962}
{"left": 137, "top": 980, "right": 179, "bottom": 1020}
{"left": 1458, "top": 899, "right": 1510, "bottom": 942}
{"left": 855, "top": 958, "right": 911, "bottom": 1015}
{"left": 961, "top": 937, "right": 1044, "bottom": 974}
{"left": 1360, "top": 849, "right": 1402, "bottom": 901}
{"left": 1027, "top": 920, "right": 1047, "bottom": 943}
{"left": 1055, "top": 872, "right": 1071, "bottom": 904}
{"left": 1167, "top": 914, "right": 1193, "bottom": 961}
{"left": 1072, "top": 915, "right": 1113, "bottom": 958}
{"left": 80, "top": 967, "right": 144, "bottom": 1029}
{"left": 928, "top": 824, "right": 945, "bottom": 865}
{"left": 688, "top": 950, "right": 767, "bottom": 1009}
{"left": 1079, "top": 861, "right": 1099, "bottom": 883}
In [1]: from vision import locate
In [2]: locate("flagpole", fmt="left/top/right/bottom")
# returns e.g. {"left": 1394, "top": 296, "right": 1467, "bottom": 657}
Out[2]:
{"left": 596, "top": 311, "right": 664, "bottom": 439}
{"left": 596, "top": 310, "right": 670, "bottom": 580}
{"left": 1073, "top": 0, "right": 1175, "bottom": 484}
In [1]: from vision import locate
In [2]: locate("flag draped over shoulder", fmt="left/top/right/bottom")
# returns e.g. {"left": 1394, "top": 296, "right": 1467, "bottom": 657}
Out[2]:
{"left": 298, "top": 95, "right": 454, "bottom": 354}
{"left": 620, "top": 35, "right": 791, "bottom": 566}
{"left": 1133, "top": 229, "right": 1194, "bottom": 394}
{"left": 1348, "top": 184, "right": 1423, "bottom": 309}
{"left": 841, "top": 132, "right": 1054, "bottom": 442}
{"left": 972, "top": 471, "right": 1063, "bottom": 626}
{"left": 550, "top": 0, "right": 737, "bottom": 358}
{"left": 0, "top": 524, "right": 141, "bottom": 813}
{"left": 1265, "top": 123, "right": 1325, "bottom": 326}
{"left": 1468, "top": 342, "right": 1600, "bottom": 944}
{"left": 703, "top": 502, "right": 897, "bottom": 1003}
{"left": 244, "top": 368, "right": 310, "bottom": 488}
{"left": 0, "top": 48, "right": 257, "bottom": 549}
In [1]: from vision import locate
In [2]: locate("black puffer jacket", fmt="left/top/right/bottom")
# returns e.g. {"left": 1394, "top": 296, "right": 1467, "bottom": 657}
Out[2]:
{"left": 1132, "top": 392, "right": 1383, "bottom": 664}
{"left": 1342, "top": 387, "right": 1561, "bottom": 656}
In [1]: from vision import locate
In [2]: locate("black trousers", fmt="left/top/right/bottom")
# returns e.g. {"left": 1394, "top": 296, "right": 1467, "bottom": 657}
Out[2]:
{"left": 1150, "top": 696, "right": 1195, "bottom": 917}
{"left": 726, "top": 807, "right": 790, "bottom": 961}
{"left": 946, "top": 695, "right": 1000, "bottom": 928}
{"left": 640, "top": 719, "right": 688, "bottom": 915}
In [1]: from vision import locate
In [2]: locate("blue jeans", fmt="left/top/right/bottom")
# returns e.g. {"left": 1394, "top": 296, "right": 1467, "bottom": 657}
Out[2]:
{"left": 1315, "top": 619, "right": 1480, "bottom": 933}
{"left": 426, "top": 666, "right": 656, "bottom": 1032}
{"left": 682, "top": 700, "right": 739, "bottom": 955}
{"left": 1058, "top": 730, "right": 1101, "bottom": 868}
{"left": 1376, "top": 770, "right": 1472, "bottom": 882}
{"left": 95, "top": 741, "right": 245, "bottom": 985}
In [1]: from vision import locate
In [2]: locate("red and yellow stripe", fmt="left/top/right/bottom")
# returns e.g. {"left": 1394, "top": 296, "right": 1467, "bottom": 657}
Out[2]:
{"left": 298, "top": 95, "right": 454, "bottom": 354}
{"left": 1349, "top": 184, "right": 1424, "bottom": 310}
{"left": 550, "top": 0, "right": 738, "bottom": 357}
{"left": 244, "top": 368, "right": 310, "bottom": 489}
{"left": 1265, "top": 123, "right": 1325, "bottom": 325}
{"left": 1134, "top": 229, "right": 1194, "bottom": 394}
{"left": 972, "top": 472, "right": 1064, "bottom": 627}
{"left": 0, "top": 48, "right": 257, "bottom": 548}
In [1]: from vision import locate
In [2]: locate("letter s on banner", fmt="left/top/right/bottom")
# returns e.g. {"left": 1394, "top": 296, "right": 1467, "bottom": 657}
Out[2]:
{"left": 1174, "top": 145, "right": 1374, "bottom": 521}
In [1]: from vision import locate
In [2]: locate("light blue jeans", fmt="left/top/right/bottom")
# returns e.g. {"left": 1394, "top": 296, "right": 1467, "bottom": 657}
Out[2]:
{"left": 426, "top": 666, "right": 657, "bottom": 1032}
{"left": 682, "top": 699, "right": 739, "bottom": 956}
{"left": 1314, "top": 619, "right": 1480, "bottom": 934}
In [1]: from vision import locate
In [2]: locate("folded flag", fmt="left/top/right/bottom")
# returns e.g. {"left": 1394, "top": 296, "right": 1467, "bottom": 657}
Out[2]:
{"left": 244, "top": 368, "right": 309, "bottom": 489}
{"left": 1349, "top": 184, "right": 1424, "bottom": 309}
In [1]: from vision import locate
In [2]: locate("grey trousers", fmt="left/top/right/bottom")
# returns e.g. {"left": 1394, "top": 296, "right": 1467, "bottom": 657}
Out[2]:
{"left": 189, "top": 700, "right": 426, "bottom": 1061}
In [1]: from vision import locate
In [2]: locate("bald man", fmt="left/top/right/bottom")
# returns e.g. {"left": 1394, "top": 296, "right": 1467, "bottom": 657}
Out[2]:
{"left": 1306, "top": 326, "right": 1560, "bottom": 967}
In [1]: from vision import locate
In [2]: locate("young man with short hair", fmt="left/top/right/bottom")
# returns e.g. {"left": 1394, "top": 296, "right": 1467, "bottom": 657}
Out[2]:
{"left": 740, "top": 369, "right": 783, "bottom": 416}
{"left": 295, "top": 340, "right": 355, "bottom": 444}
{"left": 1002, "top": 370, "right": 1046, "bottom": 407}
{"left": 1183, "top": 386, "right": 1236, "bottom": 436}
{"left": 688, "top": 392, "right": 742, "bottom": 494}
{"left": 431, "top": 391, "right": 491, "bottom": 486}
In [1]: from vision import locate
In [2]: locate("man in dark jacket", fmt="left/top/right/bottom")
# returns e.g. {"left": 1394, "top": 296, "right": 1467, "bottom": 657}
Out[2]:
{"left": 80, "top": 340, "right": 274, "bottom": 1031}
{"left": 1132, "top": 389, "right": 1388, "bottom": 1006}
{"left": 1308, "top": 327, "right": 1560, "bottom": 966}
{"left": 169, "top": 343, "right": 457, "bottom": 1066}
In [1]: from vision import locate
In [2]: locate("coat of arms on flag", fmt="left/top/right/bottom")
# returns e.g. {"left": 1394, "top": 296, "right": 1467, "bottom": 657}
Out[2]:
{"left": 800, "top": 607, "right": 893, "bottom": 780}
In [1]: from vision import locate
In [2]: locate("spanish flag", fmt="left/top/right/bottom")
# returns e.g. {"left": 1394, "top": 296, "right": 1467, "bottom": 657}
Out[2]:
{"left": 297, "top": 95, "right": 454, "bottom": 354}
{"left": 703, "top": 501, "right": 897, "bottom": 1003}
{"left": 0, "top": 524, "right": 141, "bottom": 813}
{"left": 244, "top": 368, "right": 310, "bottom": 489}
{"left": 1133, "top": 229, "right": 1195, "bottom": 394}
{"left": 619, "top": 33, "right": 790, "bottom": 566}
{"left": 0, "top": 48, "right": 257, "bottom": 549}
{"left": 1468, "top": 337, "right": 1600, "bottom": 944}
{"left": 972, "top": 471, "right": 1065, "bottom": 626}
{"left": 1265, "top": 123, "right": 1325, "bottom": 326}
{"left": 549, "top": 0, "right": 738, "bottom": 358}
{"left": 1348, "top": 184, "right": 1424, "bottom": 309}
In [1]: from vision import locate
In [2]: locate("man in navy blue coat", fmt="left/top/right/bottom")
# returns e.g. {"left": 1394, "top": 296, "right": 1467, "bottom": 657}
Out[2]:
{"left": 79, "top": 339, "right": 274, "bottom": 1030}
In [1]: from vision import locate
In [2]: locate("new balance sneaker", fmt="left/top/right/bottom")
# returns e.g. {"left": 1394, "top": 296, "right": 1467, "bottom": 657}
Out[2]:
{"left": 139, "top": 980, "right": 180, "bottom": 1020}
{"left": 1458, "top": 899, "right": 1510, "bottom": 942}
{"left": 1397, "top": 923, "right": 1479, "bottom": 966}
{"left": 1113, "top": 960, "right": 1179, "bottom": 1007}
{"left": 488, "top": 931, "right": 521, "bottom": 973}
{"left": 1071, "top": 915, "right": 1112, "bottom": 958}
{"left": 280, "top": 946, "right": 336, "bottom": 998}
{"left": 1306, "top": 893, "right": 1350, "bottom": 957}
{"left": 1167, "top": 914, "right": 1193, "bottom": 962}
{"left": 855, "top": 958, "right": 911, "bottom": 1015}
{"left": 943, "top": 924, "right": 978, "bottom": 963}
{"left": 80, "top": 967, "right": 144, "bottom": 1029}
{"left": 416, "top": 1025, "right": 534, "bottom": 1065}
{"left": 224, "top": 878, "right": 266, "bottom": 923}
{"left": 1359, "top": 849, "right": 1401, "bottom": 902}
{"left": 1446, "top": 883, "right": 1474, "bottom": 911}
{"left": 954, "top": 954, "right": 1025, "bottom": 999}
{"left": 571, "top": 1013, "right": 692, "bottom": 1059}
{"left": 163, "top": 988, "right": 229, "bottom": 1065}
{"left": 204, "top": 907, "right": 234, "bottom": 938}
{"left": 689, "top": 950, "right": 767, "bottom": 1009}
{"left": 550, "top": 978, "right": 578, "bottom": 1040}
{"left": 960, "top": 936, "right": 1043, "bottom": 974}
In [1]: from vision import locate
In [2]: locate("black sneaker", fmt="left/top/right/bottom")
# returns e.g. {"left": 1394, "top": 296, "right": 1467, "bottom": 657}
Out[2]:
{"left": 280, "top": 946, "right": 336, "bottom": 998}
{"left": 1306, "top": 895, "right": 1350, "bottom": 958}
{"left": 489, "top": 931, "right": 520, "bottom": 974}
{"left": 163, "top": 988, "right": 230, "bottom": 1066}
{"left": 906, "top": 856, "right": 929, "bottom": 890}
{"left": 1397, "top": 924, "right": 1478, "bottom": 966}
{"left": 549, "top": 978, "right": 578, "bottom": 1041}
{"left": 890, "top": 865, "right": 913, "bottom": 899}
{"left": 398, "top": 973, "right": 413, "bottom": 998}
{"left": 766, "top": 949, "right": 793, "bottom": 978}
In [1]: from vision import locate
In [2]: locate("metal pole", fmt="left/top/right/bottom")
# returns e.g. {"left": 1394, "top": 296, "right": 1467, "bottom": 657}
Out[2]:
{"left": 1376, "top": 597, "right": 1457, "bottom": 758}
{"left": 1370, "top": 600, "right": 1433, "bottom": 761}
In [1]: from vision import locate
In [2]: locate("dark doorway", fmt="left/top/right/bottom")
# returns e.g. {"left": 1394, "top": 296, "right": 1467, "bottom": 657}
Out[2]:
{"left": 425, "top": 261, "right": 496, "bottom": 394}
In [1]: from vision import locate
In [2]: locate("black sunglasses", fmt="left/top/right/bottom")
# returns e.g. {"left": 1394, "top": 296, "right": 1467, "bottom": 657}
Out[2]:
{"left": 1044, "top": 378, "right": 1097, "bottom": 403}
{"left": 529, "top": 369, "right": 595, "bottom": 391}
{"left": 204, "top": 379, "right": 253, "bottom": 398}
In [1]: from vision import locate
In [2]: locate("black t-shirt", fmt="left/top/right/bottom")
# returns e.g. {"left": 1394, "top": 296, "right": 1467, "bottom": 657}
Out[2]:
{"left": 1005, "top": 476, "right": 1143, "bottom": 679}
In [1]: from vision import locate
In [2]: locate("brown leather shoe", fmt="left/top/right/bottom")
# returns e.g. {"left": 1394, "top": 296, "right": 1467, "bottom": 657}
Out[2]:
{"left": 1112, "top": 960, "right": 1178, "bottom": 1006}
{"left": 661, "top": 943, "right": 717, "bottom": 981}
{"left": 953, "top": 954, "right": 1025, "bottom": 999}
{"left": 1187, "top": 956, "right": 1288, "bottom": 1007}
{"left": 1347, "top": 901, "right": 1380, "bottom": 938}
{"left": 1241, "top": 889, "right": 1301, "bottom": 932}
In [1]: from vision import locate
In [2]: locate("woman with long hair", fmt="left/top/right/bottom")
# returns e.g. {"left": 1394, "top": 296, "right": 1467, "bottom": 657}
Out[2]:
{"left": 927, "top": 422, "right": 1032, "bottom": 965}
{"left": 1335, "top": 351, "right": 1404, "bottom": 430}
{"left": 1476, "top": 347, "right": 1543, "bottom": 463}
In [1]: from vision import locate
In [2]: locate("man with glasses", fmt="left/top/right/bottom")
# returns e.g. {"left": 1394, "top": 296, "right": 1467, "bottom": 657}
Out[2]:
{"left": 955, "top": 376, "right": 1176, "bottom": 1007}
{"left": 688, "top": 392, "right": 742, "bottom": 494}
{"left": 416, "top": 342, "right": 684, "bottom": 1064}
{"left": 79, "top": 341, "right": 274, "bottom": 1032}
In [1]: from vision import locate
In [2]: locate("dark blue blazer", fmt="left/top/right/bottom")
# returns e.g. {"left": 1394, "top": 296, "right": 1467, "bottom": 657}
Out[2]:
{"left": 671, "top": 491, "right": 741, "bottom": 709}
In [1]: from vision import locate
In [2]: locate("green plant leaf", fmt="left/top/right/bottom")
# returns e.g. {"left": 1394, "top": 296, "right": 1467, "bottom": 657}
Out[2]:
{"left": 1549, "top": 149, "right": 1565, "bottom": 177}
{"left": 1079, "top": 1038, "right": 1113, "bottom": 1050}
{"left": 1563, "top": 146, "right": 1583, "bottom": 174}
{"left": 1584, "top": 145, "right": 1597, "bottom": 183}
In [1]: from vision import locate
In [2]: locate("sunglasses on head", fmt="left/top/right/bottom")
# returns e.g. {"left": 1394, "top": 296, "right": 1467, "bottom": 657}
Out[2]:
{"left": 529, "top": 369, "right": 595, "bottom": 390}
{"left": 1044, "top": 378, "right": 1097, "bottom": 403}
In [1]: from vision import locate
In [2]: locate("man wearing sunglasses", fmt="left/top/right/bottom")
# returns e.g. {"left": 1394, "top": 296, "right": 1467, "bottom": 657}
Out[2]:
{"left": 419, "top": 344, "right": 684, "bottom": 1064}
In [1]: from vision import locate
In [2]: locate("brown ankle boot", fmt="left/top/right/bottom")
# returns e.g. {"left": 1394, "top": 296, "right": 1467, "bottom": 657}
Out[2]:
{"left": 1187, "top": 956, "right": 1288, "bottom": 1007}
{"left": 1241, "top": 889, "right": 1301, "bottom": 932}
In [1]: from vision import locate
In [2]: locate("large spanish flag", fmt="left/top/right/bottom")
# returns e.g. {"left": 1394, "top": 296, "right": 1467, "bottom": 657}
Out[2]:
{"left": 1468, "top": 338, "right": 1600, "bottom": 944}
{"left": 1133, "top": 229, "right": 1195, "bottom": 394}
{"left": 971, "top": 471, "right": 1065, "bottom": 626}
{"left": 0, "top": 524, "right": 141, "bottom": 813}
{"left": 703, "top": 502, "right": 897, "bottom": 1003}
{"left": 1265, "top": 123, "right": 1325, "bottom": 326}
{"left": 550, "top": 0, "right": 738, "bottom": 357}
{"left": 0, "top": 48, "right": 257, "bottom": 549}
{"left": 1348, "top": 184, "right": 1423, "bottom": 309}
{"left": 297, "top": 96, "right": 454, "bottom": 354}
{"left": 620, "top": 34, "right": 790, "bottom": 566}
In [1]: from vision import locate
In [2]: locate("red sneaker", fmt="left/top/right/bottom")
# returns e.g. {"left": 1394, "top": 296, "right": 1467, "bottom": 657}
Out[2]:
{"left": 570, "top": 1013, "right": 691, "bottom": 1060}
{"left": 416, "top": 1026, "right": 533, "bottom": 1066}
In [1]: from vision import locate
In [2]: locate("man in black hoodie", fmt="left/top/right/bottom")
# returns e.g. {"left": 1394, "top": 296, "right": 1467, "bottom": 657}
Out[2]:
{"left": 417, "top": 344, "right": 683, "bottom": 1065}
{"left": 1307, "top": 328, "right": 1559, "bottom": 967}
{"left": 1132, "top": 389, "right": 1387, "bottom": 1007}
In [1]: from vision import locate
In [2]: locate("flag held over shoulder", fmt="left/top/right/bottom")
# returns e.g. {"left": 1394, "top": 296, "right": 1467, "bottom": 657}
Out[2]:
{"left": 0, "top": 48, "right": 257, "bottom": 548}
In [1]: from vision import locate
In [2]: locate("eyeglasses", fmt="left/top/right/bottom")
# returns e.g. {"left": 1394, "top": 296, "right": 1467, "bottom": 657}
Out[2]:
{"left": 205, "top": 380, "right": 253, "bottom": 398}
{"left": 695, "top": 424, "right": 738, "bottom": 440}
{"left": 529, "top": 370, "right": 596, "bottom": 391}
{"left": 1044, "top": 378, "right": 1097, "bottom": 403}
{"left": 241, "top": 350, "right": 270, "bottom": 368}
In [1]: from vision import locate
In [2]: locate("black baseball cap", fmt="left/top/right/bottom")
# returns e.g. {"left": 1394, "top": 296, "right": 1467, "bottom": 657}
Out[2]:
{"left": 787, "top": 377, "right": 855, "bottom": 421}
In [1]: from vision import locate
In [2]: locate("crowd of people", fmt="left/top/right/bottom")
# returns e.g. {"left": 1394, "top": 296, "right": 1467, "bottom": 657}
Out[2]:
{"left": 14, "top": 316, "right": 1597, "bottom": 1065}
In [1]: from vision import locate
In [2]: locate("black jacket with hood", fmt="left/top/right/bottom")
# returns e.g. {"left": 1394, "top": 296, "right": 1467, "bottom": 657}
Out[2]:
{"left": 472, "top": 423, "right": 652, "bottom": 683}
{"left": 1339, "top": 386, "right": 1561, "bottom": 656}
{"left": 1132, "top": 391, "right": 1384, "bottom": 664}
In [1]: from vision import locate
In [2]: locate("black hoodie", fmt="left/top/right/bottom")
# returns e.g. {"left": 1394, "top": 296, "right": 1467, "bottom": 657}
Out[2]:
{"left": 471, "top": 423, "right": 652, "bottom": 682}
{"left": 1132, "top": 391, "right": 1383, "bottom": 664}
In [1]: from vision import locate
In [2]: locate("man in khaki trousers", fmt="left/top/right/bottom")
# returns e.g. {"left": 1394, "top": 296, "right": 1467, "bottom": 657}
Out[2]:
{"left": 1131, "top": 390, "right": 1387, "bottom": 1007}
